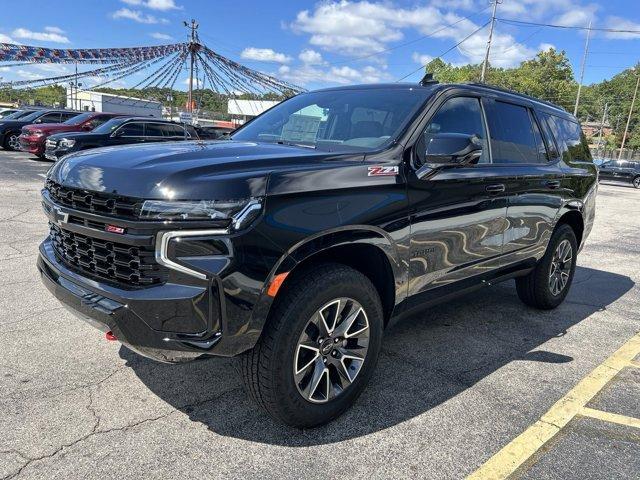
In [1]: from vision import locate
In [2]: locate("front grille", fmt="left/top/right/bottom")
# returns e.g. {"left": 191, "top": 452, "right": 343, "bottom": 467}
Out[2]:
{"left": 45, "top": 180, "right": 141, "bottom": 219}
{"left": 49, "top": 222, "right": 166, "bottom": 287}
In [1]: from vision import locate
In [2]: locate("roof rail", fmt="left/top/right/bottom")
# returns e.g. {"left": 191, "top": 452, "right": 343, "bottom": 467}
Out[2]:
{"left": 464, "top": 82, "right": 566, "bottom": 112}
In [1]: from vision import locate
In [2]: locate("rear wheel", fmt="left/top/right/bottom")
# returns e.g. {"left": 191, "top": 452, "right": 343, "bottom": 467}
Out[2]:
{"left": 633, "top": 176, "right": 640, "bottom": 189}
{"left": 240, "top": 263, "right": 383, "bottom": 428}
{"left": 516, "top": 224, "right": 577, "bottom": 310}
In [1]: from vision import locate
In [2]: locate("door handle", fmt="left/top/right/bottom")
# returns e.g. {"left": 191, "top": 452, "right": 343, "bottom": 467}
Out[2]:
{"left": 485, "top": 184, "right": 505, "bottom": 194}
{"left": 545, "top": 180, "right": 561, "bottom": 189}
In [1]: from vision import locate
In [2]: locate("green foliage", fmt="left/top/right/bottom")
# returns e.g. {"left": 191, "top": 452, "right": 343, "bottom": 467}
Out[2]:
{"left": 425, "top": 51, "right": 639, "bottom": 149}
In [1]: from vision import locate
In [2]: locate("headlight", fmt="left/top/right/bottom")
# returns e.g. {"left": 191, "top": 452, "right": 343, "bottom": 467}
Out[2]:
{"left": 140, "top": 198, "right": 263, "bottom": 229}
{"left": 32, "top": 130, "right": 44, "bottom": 137}
{"left": 60, "top": 138, "right": 75, "bottom": 148}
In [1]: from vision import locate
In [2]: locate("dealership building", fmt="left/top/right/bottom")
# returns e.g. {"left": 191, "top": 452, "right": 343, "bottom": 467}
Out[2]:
{"left": 66, "top": 88, "right": 163, "bottom": 117}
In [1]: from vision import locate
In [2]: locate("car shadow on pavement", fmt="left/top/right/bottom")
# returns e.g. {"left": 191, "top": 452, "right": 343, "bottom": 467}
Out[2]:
{"left": 119, "top": 265, "right": 634, "bottom": 445}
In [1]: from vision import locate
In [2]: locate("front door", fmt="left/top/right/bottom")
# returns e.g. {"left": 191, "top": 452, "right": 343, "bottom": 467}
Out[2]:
{"left": 406, "top": 95, "right": 508, "bottom": 300}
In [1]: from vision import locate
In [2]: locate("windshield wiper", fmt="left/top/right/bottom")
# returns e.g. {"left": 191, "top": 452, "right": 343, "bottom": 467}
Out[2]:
{"left": 276, "top": 140, "right": 316, "bottom": 150}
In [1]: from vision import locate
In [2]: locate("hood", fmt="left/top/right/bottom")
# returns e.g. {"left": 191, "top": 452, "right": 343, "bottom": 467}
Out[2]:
{"left": 49, "top": 131, "right": 104, "bottom": 141}
{"left": 0, "top": 119, "right": 30, "bottom": 130}
{"left": 23, "top": 123, "right": 80, "bottom": 134}
{"left": 48, "top": 140, "right": 361, "bottom": 200}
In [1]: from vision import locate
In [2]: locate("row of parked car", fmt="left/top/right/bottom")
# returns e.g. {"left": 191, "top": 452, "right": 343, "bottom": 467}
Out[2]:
{"left": 0, "top": 107, "right": 234, "bottom": 161}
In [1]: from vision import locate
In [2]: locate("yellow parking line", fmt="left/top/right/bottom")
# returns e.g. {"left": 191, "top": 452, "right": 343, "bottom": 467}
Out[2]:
{"left": 580, "top": 407, "right": 640, "bottom": 429}
{"left": 467, "top": 332, "right": 640, "bottom": 480}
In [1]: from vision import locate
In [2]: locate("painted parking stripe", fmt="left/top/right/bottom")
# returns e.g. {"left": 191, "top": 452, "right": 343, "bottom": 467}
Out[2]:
{"left": 580, "top": 407, "right": 640, "bottom": 429}
{"left": 467, "top": 331, "right": 640, "bottom": 480}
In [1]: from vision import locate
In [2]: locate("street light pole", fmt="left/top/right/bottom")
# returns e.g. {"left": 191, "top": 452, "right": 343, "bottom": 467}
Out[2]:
{"left": 618, "top": 73, "right": 639, "bottom": 161}
{"left": 480, "top": 0, "right": 500, "bottom": 83}
{"left": 184, "top": 19, "right": 200, "bottom": 114}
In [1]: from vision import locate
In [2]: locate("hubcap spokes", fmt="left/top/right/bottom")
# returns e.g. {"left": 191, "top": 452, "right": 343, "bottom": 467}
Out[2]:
{"left": 293, "top": 298, "right": 369, "bottom": 403}
{"left": 549, "top": 239, "right": 573, "bottom": 296}
{"left": 9, "top": 135, "right": 19, "bottom": 149}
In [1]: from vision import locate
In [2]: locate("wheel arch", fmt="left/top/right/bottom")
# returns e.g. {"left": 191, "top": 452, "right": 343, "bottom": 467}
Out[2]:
{"left": 555, "top": 205, "right": 585, "bottom": 248}
{"left": 250, "top": 227, "right": 403, "bottom": 345}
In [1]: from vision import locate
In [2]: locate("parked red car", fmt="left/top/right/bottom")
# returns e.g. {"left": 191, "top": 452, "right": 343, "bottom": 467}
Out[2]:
{"left": 19, "top": 112, "right": 123, "bottom": 157}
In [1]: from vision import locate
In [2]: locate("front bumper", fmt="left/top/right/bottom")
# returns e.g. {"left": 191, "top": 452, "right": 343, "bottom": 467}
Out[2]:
{"left": 38, "top": 240, "right": 226, "bottom": 362}
{"left": 19, "top": 136, "right": 45, "bottom": 155}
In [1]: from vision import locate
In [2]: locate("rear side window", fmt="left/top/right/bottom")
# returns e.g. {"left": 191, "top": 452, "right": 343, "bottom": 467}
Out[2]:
{"left": 543, "top": 114, "right": 592, "bottom": 162}
{"left": 485, "top": 101, "right": 542, "bottom": 164}
{"left": 38, "top": 113, "right": 62, "bottom": 123}
{"left": 160, "top": 124, "right": 186, "bottom": 137}
{"left": 145, "top": 123, "right": 165, "bottom": 137}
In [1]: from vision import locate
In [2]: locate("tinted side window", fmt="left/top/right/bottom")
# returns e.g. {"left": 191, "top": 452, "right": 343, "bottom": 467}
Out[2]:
{"left": 60, "top": 112, "right": 78, "bottom": 121}
{"left": 145, "top": 123, "right": 165, "bottom": 137}
{"left": 161, "top": 124, "right": 185, "bottom": 137}
{"left": 486, "top": 101, "right": 540, "bottom": 164}
{"left": 38, "top": 113, "right": 62, "bottom": 123}
{"left": 543, "top": 115, "right": 592, "bottom": 162}
{"left": 117, "top": 122, "right": 144, "bottom": 136}
{"left": 418, "top": 96, "right": 489, "bottom": 165}
{"left": 89, "top": 116, "right": 111, "bottom": 129}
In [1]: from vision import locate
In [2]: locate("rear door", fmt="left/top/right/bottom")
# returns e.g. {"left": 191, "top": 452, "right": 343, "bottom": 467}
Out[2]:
{"left": 483, "top": 99, "right": 565, "bottom": 257}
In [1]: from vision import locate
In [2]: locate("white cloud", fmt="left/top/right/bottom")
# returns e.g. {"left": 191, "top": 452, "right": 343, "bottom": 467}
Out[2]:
{"left": 111, "top": 8, "right": 168, "bottom": 24}
{"left": 278, "top": 63, "right": 391, "bottom": 86}
{"left": 12, "top": 27, "right": 70, "bottom": 44}
{"left": 538, "top": 43, "right": 556, "bottom": 51}
{"left": 44, "top": 26, "right": 65, "bottom": 34}
{"left": 412, "top": 52, "right": 433, "bottom": 66}
{"left": 122, "top": 0, "right": 181, "bottom": 10}
{"left": 552, "top": 9, "right": 594, "bottom": 28}
{"left": 0, "top": 33, "right": 16, "bottom": 43}
{"left": 299, "top": 49, "right": 324, "bottom": 65}
{"left": 240, "top": 47, "right": 292, "bottom": 64}
{"left": 289, "top": 1, "right": 534, "bottom": 67}
{"left": 150, "top": 32, "right": 174, "bottom": 40}
{"left": 604, "top": 16, "right": 640, "bottom": 40}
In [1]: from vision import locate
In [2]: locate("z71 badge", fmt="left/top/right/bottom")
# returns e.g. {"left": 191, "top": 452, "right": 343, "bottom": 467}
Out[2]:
{"left": 368, "top": 166, "right": 399, "bottom": 176}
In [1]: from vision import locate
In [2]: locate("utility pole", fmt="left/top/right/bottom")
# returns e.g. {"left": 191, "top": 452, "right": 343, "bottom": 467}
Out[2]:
{"left": 184, "top": 19, "right": 200, "bottom": 114}
{"left": 481, "top": 0, "right": 500, "bottom": 83}
{"left": 574, "top": 19, "right": 592, "bottom": 117}
{"left": 618, "top": 72, "right": 639, "bottom": 161}
{"left": 597, "top": 102, "right": 608, "bottom": 159}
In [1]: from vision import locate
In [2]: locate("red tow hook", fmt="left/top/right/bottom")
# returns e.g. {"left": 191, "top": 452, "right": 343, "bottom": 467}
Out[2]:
{"left": 105, "top": 331, "right": 118, "bottom": 341}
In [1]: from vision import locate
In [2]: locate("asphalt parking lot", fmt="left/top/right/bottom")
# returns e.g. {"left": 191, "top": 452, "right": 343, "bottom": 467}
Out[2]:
{"left": 0, "top": 150, "right": 638, "bottom": 480}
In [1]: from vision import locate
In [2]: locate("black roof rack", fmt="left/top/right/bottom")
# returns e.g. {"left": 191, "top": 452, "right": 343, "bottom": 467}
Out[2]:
{"left": 463, "top": 82, "right": 566, "bottom": 112}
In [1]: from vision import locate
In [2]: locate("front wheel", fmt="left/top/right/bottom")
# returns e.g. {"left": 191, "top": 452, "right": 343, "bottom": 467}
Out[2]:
{"left": 516, "top": 224, "right": 577, "bottom": 310}
{"left": 240, "top": 263, "right": 383, "bottom": 428}
{"left": 3, "top": 132, "right": 20, "bottom": 151}
{"left": 633, "top": 176, "right": 640, "bottom": 189}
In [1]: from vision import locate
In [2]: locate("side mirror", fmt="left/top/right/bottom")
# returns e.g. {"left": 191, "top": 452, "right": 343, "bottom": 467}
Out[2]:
{"left": 416, "top": 133, "right": 483, "bottom": 179}
{"left": 112, "top": 129, "right": 125, "bottom": 138}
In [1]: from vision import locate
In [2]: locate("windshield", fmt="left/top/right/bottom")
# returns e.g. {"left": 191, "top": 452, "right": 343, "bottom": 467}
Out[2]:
{"left": 63, "top": 113, "right": 94, "bottom": 125}
{"left": 4, "top": 110, "right": 36, "bottom": 120}
{"left": 18, "top": 110, "right": 46, "bottom": 122}
{"left": 92, "top": 117, "right": 126, "bottom": 134}
{"left": 231, "top": 87, "right": 432, "bottom": 151}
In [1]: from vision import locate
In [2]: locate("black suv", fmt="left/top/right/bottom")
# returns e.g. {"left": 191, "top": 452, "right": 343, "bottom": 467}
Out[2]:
{"left": 38, "top": 83, "right": 596, "bottom": 427}
{"left": 44, "top": 117, "right": 199, "bottom": 161}
{"left": 1, "top": 109, "right": 80, "bottom": 150}
{"left": 598, "top": 159, "right": 640, "bottom": 188}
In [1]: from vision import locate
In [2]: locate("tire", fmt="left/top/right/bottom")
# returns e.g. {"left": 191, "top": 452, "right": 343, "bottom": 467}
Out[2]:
{"left": 240, "top": 263, "right": 383, "bottom": 428}
{"left": 3, "top": 131, "right": 20, "bottom": 151}
{"left": 633, "top": 176, "right": 640, "bottom": 189}
{"left": 516, "top": 224, "right": 577, "bottom": 310}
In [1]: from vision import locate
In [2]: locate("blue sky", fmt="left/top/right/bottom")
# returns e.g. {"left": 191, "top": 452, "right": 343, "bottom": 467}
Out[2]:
{"left": 0, "top": 0, "right": 639, "bottom": 91}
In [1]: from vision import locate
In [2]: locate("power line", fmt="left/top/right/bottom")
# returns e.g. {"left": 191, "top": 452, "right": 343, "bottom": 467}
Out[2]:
{"left": 497, "top": 18, "right": 640, "bottom": 35}
{"left": 396, "top": 21, "right": 491, "bottom": 82}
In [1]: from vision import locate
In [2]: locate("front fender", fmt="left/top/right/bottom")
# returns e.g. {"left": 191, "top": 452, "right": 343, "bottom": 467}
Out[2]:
{"left": 242, "top": 226, "right": 405, "bottom": 353}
